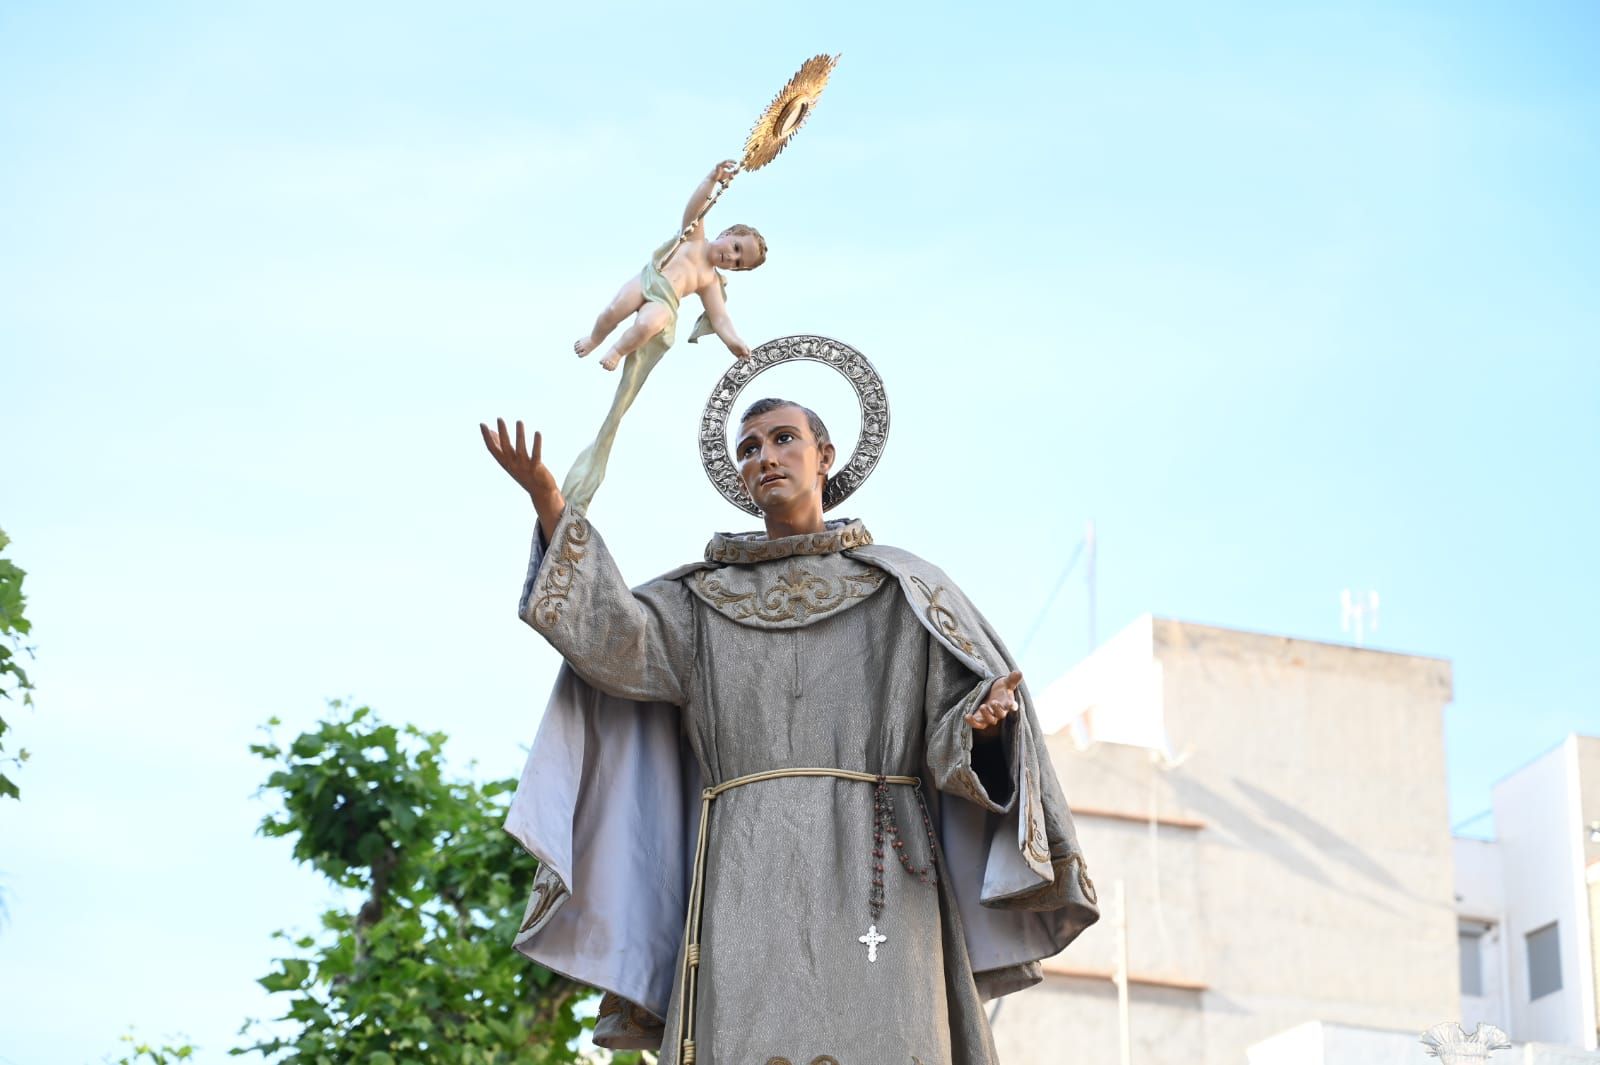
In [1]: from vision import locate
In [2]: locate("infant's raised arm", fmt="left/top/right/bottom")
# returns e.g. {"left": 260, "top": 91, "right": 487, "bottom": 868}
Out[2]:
{"left": 680, "top": 160, "right": 738, "bottom": 237}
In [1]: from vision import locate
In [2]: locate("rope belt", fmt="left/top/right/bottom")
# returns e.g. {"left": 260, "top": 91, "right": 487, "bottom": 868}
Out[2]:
{"left": 673, "top": 768, "right": 923, "bottom": 1065}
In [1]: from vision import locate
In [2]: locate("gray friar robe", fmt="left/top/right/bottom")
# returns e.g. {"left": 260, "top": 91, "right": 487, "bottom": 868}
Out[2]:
{"left": 504, "top": 508, "right": 1099, "bottom": 1064}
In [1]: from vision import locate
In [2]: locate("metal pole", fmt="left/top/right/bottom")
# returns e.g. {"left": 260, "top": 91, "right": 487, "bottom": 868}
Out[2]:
{"left": 1086, "top": 519, "right": 1098, "bottom": 653}
{"left": 1114, "top": 878, "right": 1131, "bottom": 1065}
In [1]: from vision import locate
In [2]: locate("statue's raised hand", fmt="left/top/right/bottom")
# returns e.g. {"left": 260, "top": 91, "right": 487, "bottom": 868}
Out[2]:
{"left": 480, "top": 418, "right": 566, "bottom": 540}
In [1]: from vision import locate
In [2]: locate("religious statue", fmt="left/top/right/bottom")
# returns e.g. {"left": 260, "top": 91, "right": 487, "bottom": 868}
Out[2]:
{"left": 479, "top": 335, "right": 1099, "bottom": 1065}
{"left": 559, "top": 54, "right": 837, "bottom": 512}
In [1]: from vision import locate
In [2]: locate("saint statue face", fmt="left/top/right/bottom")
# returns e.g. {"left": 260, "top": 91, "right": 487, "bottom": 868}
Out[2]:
{"left": 735, "top": 404, "right": 836, "bottom": 518}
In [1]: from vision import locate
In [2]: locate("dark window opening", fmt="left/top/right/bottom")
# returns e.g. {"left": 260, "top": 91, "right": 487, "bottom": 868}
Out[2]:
{"left": 1528, "top": 921, "right": 1562, "bottom": 1001}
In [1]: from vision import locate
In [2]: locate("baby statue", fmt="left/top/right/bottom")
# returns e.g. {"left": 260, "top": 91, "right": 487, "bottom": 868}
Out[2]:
{"left": 560, "top": 160, "right": 768, "bottom": 508}
{"left": 575, "top": 159, "right": 764, "bottom": 370}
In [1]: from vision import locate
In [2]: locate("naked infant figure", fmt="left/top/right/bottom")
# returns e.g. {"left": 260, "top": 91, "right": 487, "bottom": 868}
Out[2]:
{"left": 573, "top": 159, "right": 766, "bottom": 371}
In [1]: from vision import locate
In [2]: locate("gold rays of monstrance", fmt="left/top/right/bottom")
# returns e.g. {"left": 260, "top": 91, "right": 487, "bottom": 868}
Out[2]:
{"left": 658, "top": 54, "right": 839, "bottom": 268}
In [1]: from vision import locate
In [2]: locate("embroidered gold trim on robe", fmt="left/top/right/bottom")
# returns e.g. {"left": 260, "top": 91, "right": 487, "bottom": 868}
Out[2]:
{"left": 1024, "top": 764, "right": 1051, "bottom": 865}
{"left": 532, "top": 512, "right": 591, "bottom": 630}
{"left": 596, "top": 991, "right": 666, "bottom": 1045}
{"left": 908, "top": 575, "right": 978, "bottom": 656}
{"left": 519, "top": 863, "right": 570, "bottom": 933}
{"left": 1068, "top": 852, "right": 1098, "bottom": 906}
{"left": 693, "top": 562, "right": 885, "bottom": 624}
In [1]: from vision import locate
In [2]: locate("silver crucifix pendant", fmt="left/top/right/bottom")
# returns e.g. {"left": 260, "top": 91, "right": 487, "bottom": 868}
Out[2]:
{"left": 858, "top": 924, "right": 887, "bottom": 962}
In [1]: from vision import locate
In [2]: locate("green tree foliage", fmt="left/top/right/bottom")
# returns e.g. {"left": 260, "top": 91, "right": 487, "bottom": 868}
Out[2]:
{"left": 237, "top": 702, "right": 633, "bottom": 1064}
{"left": 106, "top": 1032, "right": 198, "bottom": 1063}
{"left": 0, "top": 526, "right": 37, "bottom": 801}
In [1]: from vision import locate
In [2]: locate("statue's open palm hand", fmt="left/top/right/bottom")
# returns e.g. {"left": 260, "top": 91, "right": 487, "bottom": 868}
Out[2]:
{"left": 480, "top": 418, "right": 557, "bottom": 502}
{"left": 966, "top": 670, "right": 1023, "bottom": 739}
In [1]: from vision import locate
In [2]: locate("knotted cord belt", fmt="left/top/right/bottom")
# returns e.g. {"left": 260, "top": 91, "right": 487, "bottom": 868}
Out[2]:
{"left": 673, "top": 767, "right": 923, "bottom": 1065}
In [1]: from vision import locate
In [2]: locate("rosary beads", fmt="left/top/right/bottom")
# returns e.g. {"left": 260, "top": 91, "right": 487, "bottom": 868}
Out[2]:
{"left": 869, "top": 776, "right": 938, "bottom": 924}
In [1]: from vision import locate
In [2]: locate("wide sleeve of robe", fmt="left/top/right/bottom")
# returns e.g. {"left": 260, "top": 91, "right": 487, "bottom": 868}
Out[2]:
{"left": 505, "top": 503, "right": 702, "bottom": 1028}
{"left": 924, "top": 637, "right": 1018, "bottom": 813}
{"left": 518, "top": 502, "right": 696, "bottom": 705}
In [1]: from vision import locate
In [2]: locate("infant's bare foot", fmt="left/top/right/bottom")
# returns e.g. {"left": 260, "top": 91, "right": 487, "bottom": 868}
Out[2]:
{"left": 574, "top": 336, "right": 598, "bottom": 357}
{"left": 600, "top": 350, "right": 623, "bottom": 371}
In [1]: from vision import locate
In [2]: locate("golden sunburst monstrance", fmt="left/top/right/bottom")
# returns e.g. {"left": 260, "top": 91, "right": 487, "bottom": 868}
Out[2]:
{"left": 741, "top": 53, "right": 840, "bottom": 172}
{"left": 658, "top": 54, "right": 841, "bottom": 269}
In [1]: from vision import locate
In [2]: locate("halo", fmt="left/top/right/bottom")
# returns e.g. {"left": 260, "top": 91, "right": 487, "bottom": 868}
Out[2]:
{"left": 700, "top": 335, "right": 889, "bottom": 516}
{"left": 741, "top": 54, "right": 840, "bottom": 173}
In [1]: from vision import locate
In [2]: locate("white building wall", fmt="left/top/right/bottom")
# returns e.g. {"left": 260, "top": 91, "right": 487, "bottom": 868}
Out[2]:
{"left": 1034, "top": 612, "right": 1165, "bottom": 746}
{"left": 1246, "top": 1020, "right": 1432, "bottom": 1064}
{"left": 1491, "top": 740, "right": 1590, "bottom": 1047}
{"left": 1247, "top": 1021, "right": 1600, "bottom": 1064}
{"left": 1573, "top": 738, "right": 1600, "bottom": 1047}
{"left": 1516, "top": 1044, "right": 1600, "bottom": 1065}
{"left": 1457, "top": 836, "right": 1512, "bottom": 1032}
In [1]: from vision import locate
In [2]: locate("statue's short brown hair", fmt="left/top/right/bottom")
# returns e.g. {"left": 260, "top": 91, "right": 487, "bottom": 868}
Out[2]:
{"left": 718, "top": 224, "right": 767, "bottom": 270}
{"left": 739, "top": 397, "right": 830, "bottom": 450}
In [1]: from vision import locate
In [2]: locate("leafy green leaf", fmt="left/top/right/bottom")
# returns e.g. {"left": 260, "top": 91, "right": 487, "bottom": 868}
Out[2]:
{"left": 0, "top": 527, "right": 36, "bottom": 803}
{"left": 236, "top": 702, "right": 593, "bottom": 1063}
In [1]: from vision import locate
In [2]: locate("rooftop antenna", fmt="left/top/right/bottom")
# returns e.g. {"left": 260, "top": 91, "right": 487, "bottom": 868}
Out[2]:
{"left": 1341, "top": 588, "right": 1380, "bottom": 647}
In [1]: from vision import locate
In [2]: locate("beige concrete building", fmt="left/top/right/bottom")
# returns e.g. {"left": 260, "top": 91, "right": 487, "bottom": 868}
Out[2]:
{"left": 999, "top": 616, "right": 1463, "bottom": 1064}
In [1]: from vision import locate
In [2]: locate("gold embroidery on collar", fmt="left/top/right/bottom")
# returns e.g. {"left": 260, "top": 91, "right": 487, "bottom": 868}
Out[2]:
{"left": 695, "top": 563, "right": 885, "bottom": 623}
{"left": 532, "top": 516, "right": 590, "bottom": 630}
{"left": 706, "top": 521, "right": 873, "bottom": 564}
{"left": 908, "top": 575, "right": 977, "bottom": 656}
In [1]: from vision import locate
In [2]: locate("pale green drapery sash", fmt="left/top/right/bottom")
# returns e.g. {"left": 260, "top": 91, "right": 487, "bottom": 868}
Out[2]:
{"left": 673, "top": 767, "right": 923, "bottom": 1065}
{"left": 561, "top": 240, "right": 721, "bottom": 509}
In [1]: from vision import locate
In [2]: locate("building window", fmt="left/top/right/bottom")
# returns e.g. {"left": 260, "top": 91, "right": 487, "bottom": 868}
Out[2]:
{"left": 1528, "top": 921, "right": 1562, "bottom": 1001}
{"left": 1459, "top": 927, "right": 1485, "bottom": 997}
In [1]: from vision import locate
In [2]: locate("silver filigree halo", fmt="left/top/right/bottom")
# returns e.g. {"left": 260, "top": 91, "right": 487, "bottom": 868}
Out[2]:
{"left": 700, "top": 335, "right": 890, "bottom": 516}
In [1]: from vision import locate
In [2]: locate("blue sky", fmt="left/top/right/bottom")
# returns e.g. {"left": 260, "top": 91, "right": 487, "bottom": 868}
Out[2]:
{"left": 1, "top": 2, "right": 1597, "bottom": 1060}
